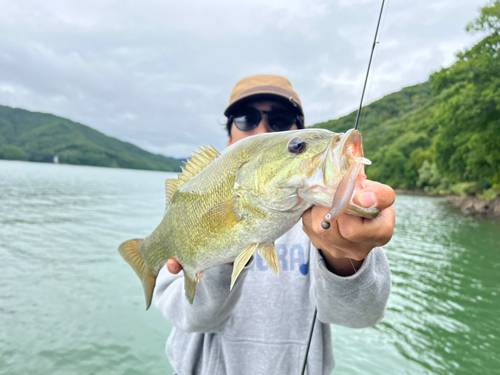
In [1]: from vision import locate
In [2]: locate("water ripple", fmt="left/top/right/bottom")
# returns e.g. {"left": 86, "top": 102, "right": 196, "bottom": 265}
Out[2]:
{"left": 1, "top": 161, "right": 499, "bottom": 375}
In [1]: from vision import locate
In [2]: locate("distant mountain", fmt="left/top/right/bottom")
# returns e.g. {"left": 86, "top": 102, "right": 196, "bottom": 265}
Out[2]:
{"left": 0, "top": 105, "right": 182, "bottom": 172}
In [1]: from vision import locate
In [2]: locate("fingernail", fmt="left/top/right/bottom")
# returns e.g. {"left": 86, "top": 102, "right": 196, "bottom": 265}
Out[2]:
{"left": 359, "top": 192, "right": 377, "bottom": 208}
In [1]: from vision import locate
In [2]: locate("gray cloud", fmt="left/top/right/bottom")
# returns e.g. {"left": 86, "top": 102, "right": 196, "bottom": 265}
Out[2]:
{"left": 0, "top": 0, "right": 487, "bottom": 157}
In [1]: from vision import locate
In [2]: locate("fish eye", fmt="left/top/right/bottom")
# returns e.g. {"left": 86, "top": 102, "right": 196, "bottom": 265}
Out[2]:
{"left": 287, "top": 137, "right": 307, "bottom": 154}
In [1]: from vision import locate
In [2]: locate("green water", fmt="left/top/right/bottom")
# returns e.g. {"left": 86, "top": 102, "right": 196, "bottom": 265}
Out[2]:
{"left": 1, "top": 160, "right": 499, "bottom": 374}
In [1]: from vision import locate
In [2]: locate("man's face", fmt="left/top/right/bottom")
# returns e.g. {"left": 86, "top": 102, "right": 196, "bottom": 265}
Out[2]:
{"left": 227, "top": 101, "right": 298, "bottom": 146}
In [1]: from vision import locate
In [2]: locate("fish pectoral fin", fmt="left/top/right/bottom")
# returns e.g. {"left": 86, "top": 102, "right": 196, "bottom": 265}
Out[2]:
{"left": 184, "top": 271, "right": 203, "bottom": 305}
{"left": 345, "top": 202, "right": 380, "bottom": 219}
{"left": 202, "top": 198, "right": 241, "bottom": 224}
{"left": 258, "top": 243, "right": 279, "bottom": 277}
{"left": 118, "top": 239, "right": 157, "bottom": 310}
{"left": 230, "top": 243, "right": 259, "bottom": 290}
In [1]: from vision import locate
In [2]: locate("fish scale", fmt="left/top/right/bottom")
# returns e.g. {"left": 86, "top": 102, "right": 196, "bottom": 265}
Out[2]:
{"left": 118, "top": 128, "right": 378, "bottom": 308}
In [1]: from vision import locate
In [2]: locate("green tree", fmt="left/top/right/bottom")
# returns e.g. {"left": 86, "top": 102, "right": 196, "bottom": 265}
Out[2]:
{"left": 431, "top": 0, "right": 500, "bottom": 193}
{"left": 0, "top": 144, "right": 27, "bottom": 160}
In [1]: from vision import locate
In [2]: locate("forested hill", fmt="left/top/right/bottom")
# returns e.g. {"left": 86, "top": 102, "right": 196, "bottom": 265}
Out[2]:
{"left": 0, "top": 105, "right": 182, "bottom": 172}
{"left": 313, "top": 0, "right": 500, "bottom": 200}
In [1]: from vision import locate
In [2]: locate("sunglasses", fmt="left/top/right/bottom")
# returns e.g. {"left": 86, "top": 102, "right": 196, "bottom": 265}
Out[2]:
{"left": 229, "top": 107, "right": 297, "bottom": 132}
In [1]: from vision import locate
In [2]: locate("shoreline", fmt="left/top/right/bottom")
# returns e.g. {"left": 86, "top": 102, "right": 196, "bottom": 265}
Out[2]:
{"left": 395, "top": 189, "right": 500, "bottom": 219}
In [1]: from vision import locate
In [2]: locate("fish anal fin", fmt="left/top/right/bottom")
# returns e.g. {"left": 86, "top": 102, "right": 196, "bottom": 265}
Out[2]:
{"left": 118, "top": 239, "right": 157, "bottom": 310}
{"left": 258, "top": 243, "right": 279, "bottom": 276}
{"left": 231, "top": 243, "right": 259, "bottom": 290}
{"left": 184, "top": 271, "right": 203, "bottom": 304}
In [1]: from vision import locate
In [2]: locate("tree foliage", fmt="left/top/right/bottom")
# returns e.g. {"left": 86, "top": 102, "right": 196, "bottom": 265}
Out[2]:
{"left": 0, "top": 144, "right": 27, "bottom": 160}
{"left": 432, "top": 0, "right": 500, "bottom": 191}
{"left": 313, "top": 1, "right": 500, "bottom": 198}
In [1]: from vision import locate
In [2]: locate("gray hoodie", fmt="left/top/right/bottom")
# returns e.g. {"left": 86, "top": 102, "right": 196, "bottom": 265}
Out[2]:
{"left": 154, "top": 221, "right": 391, "bottom": 375}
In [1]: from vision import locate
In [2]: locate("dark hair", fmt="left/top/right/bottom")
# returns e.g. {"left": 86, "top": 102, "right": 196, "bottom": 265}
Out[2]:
{"left": 225, "top": 100, "right": 305, "bottom": 136}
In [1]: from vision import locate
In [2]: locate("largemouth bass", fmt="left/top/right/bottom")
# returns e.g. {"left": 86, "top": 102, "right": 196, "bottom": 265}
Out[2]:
{"left": 118, "top": 128, "right": 378, "bottom": 308}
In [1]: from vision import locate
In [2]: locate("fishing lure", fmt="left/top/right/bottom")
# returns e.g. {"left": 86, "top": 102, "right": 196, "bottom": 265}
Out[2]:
{"left": 302, "top": 1, "right": 388, "bottom": 374}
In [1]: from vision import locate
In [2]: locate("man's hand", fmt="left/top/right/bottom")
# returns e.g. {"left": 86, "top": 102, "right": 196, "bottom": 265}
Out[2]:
{"left": 166, "top": 259, "right": 183, "bottom": 274}
{"left": 301, "top": 180, "right": 395, "bottom": 276}
{"left": 166, "top": 259, "right": 232, "bottom": 275}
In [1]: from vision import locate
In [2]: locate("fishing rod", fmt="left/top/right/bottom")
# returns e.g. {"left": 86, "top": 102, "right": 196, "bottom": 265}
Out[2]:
{"left": 320, "top": 0, "right": 386, "bottom": 229}
{"left": 354, "top": 0, "right": 386, "bottom": 131}
{"left": 302, "top": 1, "right": 387, "bottom": 374}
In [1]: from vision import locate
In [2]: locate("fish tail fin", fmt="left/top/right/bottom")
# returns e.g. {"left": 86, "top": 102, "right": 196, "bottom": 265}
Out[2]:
{"left": 118, "top": 239, "right": 157, "bottom": 310}
{"left": 183, "top": 271, "right": 202, "bottom": 305}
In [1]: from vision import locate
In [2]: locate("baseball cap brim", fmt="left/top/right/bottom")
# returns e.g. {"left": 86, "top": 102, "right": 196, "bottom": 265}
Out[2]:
{"left": 224, "top": 75, "right": 303, "bottom": 117}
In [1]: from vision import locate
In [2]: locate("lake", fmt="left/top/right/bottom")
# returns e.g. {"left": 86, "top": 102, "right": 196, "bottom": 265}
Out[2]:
{"left": 1, "top": 160, "right": 499, "bottom": 374}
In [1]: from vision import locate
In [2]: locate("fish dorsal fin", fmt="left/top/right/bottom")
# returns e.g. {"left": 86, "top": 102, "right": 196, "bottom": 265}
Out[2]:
{"left": 165, "top": 179, "right": 183, "bottom": 206}
{"left": 178, "top": 145, "right": 220, "bottom": 184}
{"left": 165, "top": 145, "right": 220, "bottom": 206}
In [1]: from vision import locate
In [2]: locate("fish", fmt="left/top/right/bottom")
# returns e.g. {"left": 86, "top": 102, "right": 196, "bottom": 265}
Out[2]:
{"left": 118, "top": 128, "right": 378, "bottom": 308}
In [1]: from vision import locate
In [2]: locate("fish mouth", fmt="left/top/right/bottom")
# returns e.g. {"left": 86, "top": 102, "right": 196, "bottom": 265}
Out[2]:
{"left": 323, "top": 129, "right": 376, "bottom": 222}
{"left": 336, "top": 129, "right": 371, "bottom": 173}
{"left": 299, "top": 129, "right": 371, "bottom": 208}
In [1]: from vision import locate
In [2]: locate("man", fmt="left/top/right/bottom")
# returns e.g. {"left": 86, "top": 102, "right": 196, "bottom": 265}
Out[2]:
{"left": 154, "top": 74, "right": 395, "bottom": 374}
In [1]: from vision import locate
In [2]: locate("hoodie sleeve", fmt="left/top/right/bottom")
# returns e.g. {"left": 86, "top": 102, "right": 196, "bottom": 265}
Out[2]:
{"left": 153, "top": 258, "right": 254, "bottom": 333}
{"left": 312, "top": 246, "right": 391, "bottom": 328}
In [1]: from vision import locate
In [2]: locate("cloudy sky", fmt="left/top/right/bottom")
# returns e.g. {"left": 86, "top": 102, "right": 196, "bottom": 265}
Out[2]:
{"left": 0, "top": 0, "right": 488, "bottom": 158}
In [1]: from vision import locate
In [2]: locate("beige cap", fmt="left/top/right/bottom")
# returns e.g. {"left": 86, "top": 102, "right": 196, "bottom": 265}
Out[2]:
{"left": 224, "top": 74, "right": 303, "bottom": 117}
